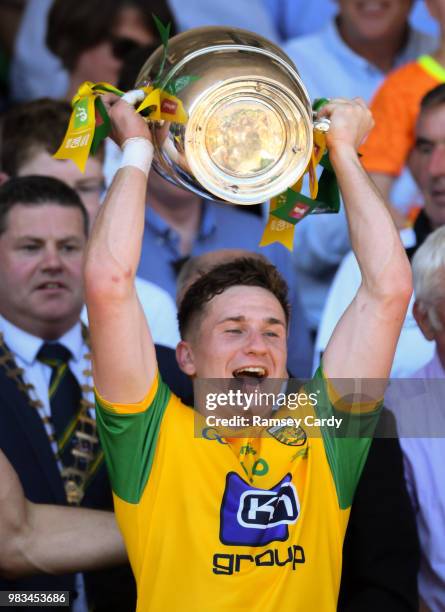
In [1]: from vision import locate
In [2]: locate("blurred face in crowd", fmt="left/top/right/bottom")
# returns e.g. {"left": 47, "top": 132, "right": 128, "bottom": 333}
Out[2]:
{"left": 414, "top": 293, "right": 445, "bottom": 363}
{"left": 425, "top": 0, "right": 445, "bottom": 26}
{"left": 337, "top": 0, "right": 412, "bottom": 41}
{"left": 17, "top": 152, "right": 104, "bottom": 224}
{"left": 0, "top": 204, "right": 86, "bottom": 340}
{"left": 75, "top": 6, "right": 155, "bottom": 86}
{"left": 148, "top": 169, "right": 200, "bottom": 208}
{"left": 409, "top": 104, "right": 445, "bottom": 229}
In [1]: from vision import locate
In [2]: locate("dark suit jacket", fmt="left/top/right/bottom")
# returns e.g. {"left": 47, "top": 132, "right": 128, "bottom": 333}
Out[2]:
{"left": 339, "top": 409, "right": 420, "bottom": 611}
{"left": 0, "top": 341, "right": 192, "bottom": 611}
{"left": 284, "top": 379, "right": 419, "bottom": 610}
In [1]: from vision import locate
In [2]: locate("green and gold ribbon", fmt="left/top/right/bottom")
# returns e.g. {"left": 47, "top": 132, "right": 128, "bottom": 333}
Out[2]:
{"left": 260, "top": 100, "right": 340, "bottom": 251}
{"left": 53, "top": 81, "right": 188, "bottom": 172}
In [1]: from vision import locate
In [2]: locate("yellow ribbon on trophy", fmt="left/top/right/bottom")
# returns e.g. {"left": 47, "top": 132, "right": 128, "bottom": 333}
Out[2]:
{"left": 54, "top": 80, "right": 187, "bottom": 172}
{"left": 260, "top": 128, "right": 326, "bottom": 249}
{"left": 260, "top": 126, "right": 340, "bottom": 251}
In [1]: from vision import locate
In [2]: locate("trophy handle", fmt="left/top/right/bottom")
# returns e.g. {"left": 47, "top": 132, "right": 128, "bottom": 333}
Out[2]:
{"left": 313, "top": 117, "right": 330, "bottom": 133}
{"left": 312, "top": 98, "right": 331, "bottom": 133}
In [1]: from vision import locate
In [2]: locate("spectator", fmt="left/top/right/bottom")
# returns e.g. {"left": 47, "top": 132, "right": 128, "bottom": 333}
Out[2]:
{"left": 0, "top": 176, "right": 134, "bottom": 611}
{"left": 285, "top": 0, "right": 435, "bottom": 102}
{"left": 361, "top": 0, "right": 445, "bottom": 227}
{"left": 316, "top": 84, "right": 445, "bottom": 377}
{"left": 10, "top": 0, "right": 175, "bottom": 102}
{"left": 0, "top": 176, "right": 190, "bottom": 609}
{"left": 386, "top": 226, "right": 445, "bottom": 612}
{"left": 169, "top": 0, "right": 438, "bottom": 43}
{"left": 283, "top": 0, "right": 436, "bottom": 332}
{"left": 0, "top": 98, "right": 180, "bottom": 350}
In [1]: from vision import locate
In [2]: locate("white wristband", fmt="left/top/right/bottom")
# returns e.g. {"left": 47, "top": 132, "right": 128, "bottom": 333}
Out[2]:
{"left": 120, "top": 137, "right": 154, "bottom": 177}
{"left": 121, "top": 89, "right": 146, "bottom": 106}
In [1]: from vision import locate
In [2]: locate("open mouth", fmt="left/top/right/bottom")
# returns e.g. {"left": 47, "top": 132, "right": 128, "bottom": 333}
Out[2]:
{"left": 358, "top": 1, "right": 386, "bottom": 10}
{"left": 356, "top": 1, "right": 389, "bottom": 17}
{"left": 36, "top": 282, "right": 66, "bottom": 290}
{"left": 232, "top": 366, "right": 268, "bottom": 380}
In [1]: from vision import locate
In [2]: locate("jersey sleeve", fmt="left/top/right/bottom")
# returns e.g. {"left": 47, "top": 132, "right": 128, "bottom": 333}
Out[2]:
{"left": 308, "top": 367, "right": 383, "bottom": 510}
{"left": 94, "top": 372, "right": 170, "bottom": 504}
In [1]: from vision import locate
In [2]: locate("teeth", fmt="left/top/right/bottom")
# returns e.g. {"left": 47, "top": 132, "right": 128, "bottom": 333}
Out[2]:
{"left": 233, "top": 366, "right": 267, "bottom": 378}
{"left": 42, "top": 283, "right": 61, "bottom": 289}
{"left": 359, "top": 1, "right": 385, "bottom": 12}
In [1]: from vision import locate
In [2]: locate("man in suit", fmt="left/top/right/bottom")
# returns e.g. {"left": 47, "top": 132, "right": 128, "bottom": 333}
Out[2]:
{"left": 0, "top": 175, "right": 190, "bottom": 610}
{"left": 0, "top": 97, "right": 182, "bottom": 352}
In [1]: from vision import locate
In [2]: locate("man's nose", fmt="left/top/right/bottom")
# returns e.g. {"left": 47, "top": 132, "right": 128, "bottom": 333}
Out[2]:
{"left": 244, "top": 330, "right": 268, "bottom": 354}
{"left": 428, "top": 144, "right": 445, "bottom": 177}
{"left": 41, "top": 246, "right": 63, "bottom": 270}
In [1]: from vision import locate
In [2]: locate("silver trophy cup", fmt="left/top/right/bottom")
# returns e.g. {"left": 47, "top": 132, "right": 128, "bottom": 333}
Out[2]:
{"left": 136, "top": 26, "right": 314, "bottom": 205}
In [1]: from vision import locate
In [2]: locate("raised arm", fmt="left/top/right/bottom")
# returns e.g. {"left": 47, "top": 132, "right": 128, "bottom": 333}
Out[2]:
{"left": 368, "top": 172, "right": 407, "bottom": 230}
{"left": 0, "top": 450, "right": 125, "bottom": 579}
{"left": 320, "top": 99, "right": 412, "bottom": 380}
{"left": 84, "top": 94, "right": 157, "bottom": 403}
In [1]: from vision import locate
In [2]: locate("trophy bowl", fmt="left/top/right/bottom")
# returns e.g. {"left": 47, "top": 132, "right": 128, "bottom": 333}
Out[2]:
{"left": 136, "top": 26, "right": 313, "bottom": 205}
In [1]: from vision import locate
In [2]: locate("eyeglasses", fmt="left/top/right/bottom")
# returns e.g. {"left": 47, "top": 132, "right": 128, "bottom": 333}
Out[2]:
{"left": 110, "top": 37, "right": 143, "bottom": 61}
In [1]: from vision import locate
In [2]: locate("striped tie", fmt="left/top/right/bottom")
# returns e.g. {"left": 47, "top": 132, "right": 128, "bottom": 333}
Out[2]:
{"left": 37, "top": 342, "right": 81, "bottom": 461}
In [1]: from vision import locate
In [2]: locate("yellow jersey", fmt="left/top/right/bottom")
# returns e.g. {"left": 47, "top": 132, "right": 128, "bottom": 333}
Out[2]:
{"left": 95, "top": 368, "right": 380, "bottom": 612}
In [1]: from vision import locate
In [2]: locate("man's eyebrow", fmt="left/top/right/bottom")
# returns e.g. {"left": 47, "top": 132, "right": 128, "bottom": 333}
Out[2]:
{"left": 415, "top": 136, "right": 434, "bottom": 146}
{"left": 58, "top": 236, "right": 84, "bottom": 242}
{"left": 14, "top": 236, "right": 43, "bottom": 242}
{"left": 216, "top": 316, "right": 246, "bottom": 325}
{"left": 14, "top": 235, "right": 83, "bottom": 243}
{"left": 216, "top": 315, "right": 285, "bottom": 326}
{"left": 264, "top": 317, "right": 286, "bottom": 327}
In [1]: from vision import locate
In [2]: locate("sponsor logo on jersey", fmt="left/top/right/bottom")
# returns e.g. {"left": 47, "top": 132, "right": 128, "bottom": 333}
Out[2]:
{"left": 220, "top": 473, "right": 300, "bottom": 546}
{"left": 213, "top": 544, "right": 305, "bottom": 575}
{"left": 267, "top": 424, "right": 307, "bottom": 446}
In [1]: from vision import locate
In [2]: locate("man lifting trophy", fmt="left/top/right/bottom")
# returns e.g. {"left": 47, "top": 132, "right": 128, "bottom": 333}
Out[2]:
{"left": 33, "top": 24, "right": 412, "bottom": 610}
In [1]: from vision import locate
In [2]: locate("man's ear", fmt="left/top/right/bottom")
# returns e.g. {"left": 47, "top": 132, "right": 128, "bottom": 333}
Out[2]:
{"left": 0, "top": 172, "right": 9, "bottom": 186}
{"left": 176, "top": 340, "right": 197, "bottom": 376}
{"left": 413, "top": 300, "right": 436, "bottom": 341}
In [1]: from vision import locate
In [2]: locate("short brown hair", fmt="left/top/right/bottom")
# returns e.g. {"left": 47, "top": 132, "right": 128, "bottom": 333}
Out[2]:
{"left": 0, "top": 175, "right": 89, "bottom": 237}
{"left": 0, "top": 98, "right": 103, "bottom": 176}
{"left": 177, "top": 257, "right": 290, "bottom": 339}
{"left": 421, "top": 83, "right": 445, "bottom": 113}
{"left": 47, "top": 0, "right": 176, "bottom": 71}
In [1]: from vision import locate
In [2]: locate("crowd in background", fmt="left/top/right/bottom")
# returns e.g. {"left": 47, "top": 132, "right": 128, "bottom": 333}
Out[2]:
{"left": 0, "top": 1, "right": 444, "bottom": 610}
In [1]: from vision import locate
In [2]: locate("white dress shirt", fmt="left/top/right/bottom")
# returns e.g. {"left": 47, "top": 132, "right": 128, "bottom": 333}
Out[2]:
{"left": 385, "top": 353, "right": 445, "bottom": 612}
{"left": 0, "top": 316, "right": 93, "bottom": 415}
{"left": 315, "top": 229, "right": 435, "bottom": 377}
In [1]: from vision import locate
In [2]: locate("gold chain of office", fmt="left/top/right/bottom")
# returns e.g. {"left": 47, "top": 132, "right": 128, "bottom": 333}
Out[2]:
{"left": 0, "top": 326, "right": 103, "bottom": 505}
